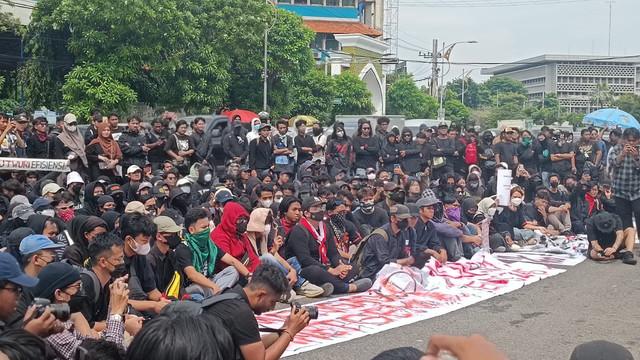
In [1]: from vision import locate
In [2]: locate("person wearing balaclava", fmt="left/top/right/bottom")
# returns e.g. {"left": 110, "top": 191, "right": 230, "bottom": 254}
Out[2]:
{"left": 222, "top": 120, "right": 249, "bottom": 165}
{"left": 77, "top": 181, "right": 106, "bottom": 217}
{"left": 166, "top": 188, "right": 190, "bottom": 217}
{"left": 54, "top": 113, "right": 89, "bottom": 173}
{"left": 326, "top": 122, "right": 353, "bottom": 179}
{"left": 62, "top": 215, "right": 107, "bottom": 266}
{"left": 191, "top": 164, "right": 213, "bottom": 206}
{"left": 379, "top": 132, "right": 400, "bottom": 173}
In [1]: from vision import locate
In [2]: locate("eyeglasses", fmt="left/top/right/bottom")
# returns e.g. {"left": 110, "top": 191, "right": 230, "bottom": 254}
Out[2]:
{"left": 0, "top": 286, "right": 22, "bottom": 295}
{"left": 362, "top": 127, "right": 371, "bottom": 130}
{"left": 56, "top": 205, "right": 74, "bottom": 211}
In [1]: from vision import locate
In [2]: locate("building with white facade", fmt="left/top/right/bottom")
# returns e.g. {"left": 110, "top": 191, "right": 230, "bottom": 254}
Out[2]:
{"left": 482, "top": 55, "right": 640, "bottom": 113}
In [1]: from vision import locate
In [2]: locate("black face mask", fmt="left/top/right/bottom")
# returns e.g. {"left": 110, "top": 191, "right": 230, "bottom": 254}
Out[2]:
{"left": 236, "top": 221, "right": 248, "bottom": 234}
{"left": 72, "top": 184, "right": 83, "bottom": 194}
{"left": 313, "top": 128, "right": 322, "bottom": 136}
{"left": 156, "top": 197, "right": 165, "bottom": 209}
{"left": 330, "top": 213, "right": 346, "bottom": 229}
{"left": 68, "top": 293, "right": 87, "bottom": 313}
{"left": 550, "top": 181, "right": 559, "bottom": 188}
{"left": 396, "top": 219, "right": 409, "bottom": 230}
{"left": 166, "top": 234, "right": 182, "bottom": 250}
{"left": 173, "top": 195, "right": 189, "bottom": 209}
{"left": 390, "top": 192, "right": 405, "bottom": 204}
{"left": 109, "top": 262, "right": 127, "bottom": 278}
{"left": 309, "top": 211, "right": 326, "bottom": 222}
{"left": 566, "top": 183, "right": 576, "bottom": 192}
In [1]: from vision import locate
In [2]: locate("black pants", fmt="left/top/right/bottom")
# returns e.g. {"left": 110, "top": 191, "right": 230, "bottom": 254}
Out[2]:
{"left": 614, "top": 196, "right": 640, "bottom": 233}
{"left": 299, "top": 264, "right": 360, "bottom": 294}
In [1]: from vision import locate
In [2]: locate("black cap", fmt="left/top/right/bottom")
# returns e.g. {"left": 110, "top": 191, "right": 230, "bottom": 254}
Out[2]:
{"left": 301, "top": 197, "right": 325, "bottom": 212}
{"left": 438, "top": 122, "right": 448, "bottom": 128}
{"left": 570, "top": 340, "right": 634, "bottom": 360}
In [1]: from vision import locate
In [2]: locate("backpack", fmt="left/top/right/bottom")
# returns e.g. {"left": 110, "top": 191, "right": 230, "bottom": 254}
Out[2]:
{"left": 161, "top": 292, "right": 242, "bottom": 315}
{"left": 350, "top": 228, "right": 389, "bottom": 277}
{"left": 465, "top": 141, "right": 478, "bottom": 165}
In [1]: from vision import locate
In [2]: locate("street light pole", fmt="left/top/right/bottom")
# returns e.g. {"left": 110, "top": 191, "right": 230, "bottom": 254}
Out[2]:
{"left": 435, "top": 40, "right": 477, "bottom": 120}
{"left": 263, "top": 28, "right": 268, "bottom": 111}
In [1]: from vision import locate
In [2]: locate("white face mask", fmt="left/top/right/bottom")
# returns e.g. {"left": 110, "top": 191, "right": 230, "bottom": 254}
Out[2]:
{"left": 336, "top": 131, "right": 344, "bottom": 138}
{"left": 511, "top": 198, "right": 523, "bottom": 207}
{"left": 40, "top": 209, "right": 55, "bottom": 217}
{"left": 180, "top": 186, "right": 191, "bottom": 194}
{"left": 204, "top": 174, "right": 212, "bottom": 182}
{"left": 367, "top": 173, "right": 376, "bottom": 180}
{"left": 274, "top": 197, "right": 283, "bottom": 204}
{"left": 262, "top": 224, "right": 271, "bottom": 237}
{"left": 65, "top": 124, "right": 77, "bottom": 132}
{"left": 130, "top": 240, "right": 151, "bottom": 256}
{"left": 487, "top": 208, "right": 497, "bottom": 217}
{"left": 261, "top": 199, "right": 273, "bottom": 208}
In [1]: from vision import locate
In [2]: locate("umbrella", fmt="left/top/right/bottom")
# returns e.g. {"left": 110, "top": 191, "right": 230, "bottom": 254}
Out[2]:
{"left": 221, "top": 110, "right": 259, "bottom": 124}
{"left": 288, "top": 115, "right": 319, "bottom": 127}
{"left": 583, "top": 108, "right": 640, "bottom": 130}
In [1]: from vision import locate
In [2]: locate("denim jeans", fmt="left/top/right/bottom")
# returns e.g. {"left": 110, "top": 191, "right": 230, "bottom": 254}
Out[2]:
{"left": 260, "top": 254, "right": 306, "bottom": 288}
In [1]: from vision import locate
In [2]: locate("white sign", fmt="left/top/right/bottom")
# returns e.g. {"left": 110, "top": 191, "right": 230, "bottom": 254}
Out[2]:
{"left": 0, "top": 158, "right": 70, "bottom": 172}
{"left": 496, "top": 168, "right": 512, "bottom": 206}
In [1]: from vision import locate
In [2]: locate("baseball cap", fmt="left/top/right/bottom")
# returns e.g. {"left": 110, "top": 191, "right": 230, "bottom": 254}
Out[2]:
{"left": 153, "top": 216, "right": 184, "bottom": 233}
{"left": 160, "top": 209, "right": 184, "bottom": 226}
{"left": 416, "top": 189, "right": 441, "bottom": 208}
{"left": 106, "top": 184, "right": 124, "bottom": 197}
{"left": 215, "top": 188, "right": 234, "bottom": 205}
{"left": 9, "top": 195, "right": 29, "bottom": 207}
{"left": 66, "top": 171, "right": 83, "bottom": 185}
{"left": 366, "top": 167, "right": 376, "bottom": 175}
{"left": 127, "top": 165, "right": 142, "bottom": 175}
{"left": 504, "top": 127, "right": 516, "bottom": 133}
{"left": 19, "top": 234, "right": 64, "bottom": 255}
{"left": 125, "top": 201, "right": 149, "bottom": 215}
{"left": 438, "top": 122, "right": 448, "bottom": 128}
{"left": 12, "top": 204, "right": 35, "bottom": 221}
{"left": 258, "top": 123, "right": 271, "bottom": 131}
{"left": 152, "top": 185, "right": 167, "bottom": 198}
{"left": 63, "top": 113, "right": 77, "bottom": 124}
{"left": 233, "top": 120, "right": 243, "bottom": 128}
{"left": 239, "top": 165, "right": 251, "bottom": 173}
{"left": 32, "top": 198, "right": 55, "bottom": 212}
{"left": 16, "top": 114, "right": 29, "bottom": 123}
{"left": 570, "top": 340, "right": 634, "bottom": 360}
{"left": 42, "top": 183, "right": 63, "bottom": 196}
{"left": 0, "top": 252, "right": 38, "bottom": 287}
{"left": 353, "top": 168, "right": 366, "bottom": 180}
{"left": 405, "top": 203, "right": 420, "bottom": 217}
{"left": 138, "top": 181, "right": 152, "bottom": 193}
{"left": 383, "top": 182, "right": 401, "bottom": 192}
{"left": 497, "top": 162, "right": 509, "bottom": 170}
{"left": 32, "top": 262, "right": 81, "bottom": 300}
{"left": 301, "top": 197, "right": 325, "bottom": 212}
{"left": 389, "top": 204, "right": 411, "bottom": 219}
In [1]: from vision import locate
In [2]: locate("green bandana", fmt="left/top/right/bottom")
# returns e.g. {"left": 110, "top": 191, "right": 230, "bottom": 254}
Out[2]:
{"left": 185, "top": 228, "right": 218, "bottom": 276}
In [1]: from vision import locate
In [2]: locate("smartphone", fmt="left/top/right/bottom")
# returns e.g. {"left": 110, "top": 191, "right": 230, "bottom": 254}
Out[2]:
{"left": 394, "top": 164, "right": 400, "bottom": 169}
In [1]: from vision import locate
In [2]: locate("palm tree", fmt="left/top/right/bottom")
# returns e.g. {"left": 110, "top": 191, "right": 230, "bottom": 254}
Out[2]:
{"left": 589, "top": 82, "right": 615, "bottom": 110}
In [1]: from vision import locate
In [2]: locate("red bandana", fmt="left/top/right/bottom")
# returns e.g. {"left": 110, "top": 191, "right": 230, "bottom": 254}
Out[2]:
{"left": 300, "top": 218, "right": 328, "bottom": 264}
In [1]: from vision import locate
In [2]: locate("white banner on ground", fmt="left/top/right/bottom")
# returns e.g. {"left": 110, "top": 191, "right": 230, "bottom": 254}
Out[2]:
{"left": 496, "top": 169, "right": 512, "bottom": 206}
{"left": 0, "top": 158, "right": 70, "bottom": 172}
{"left": 493, "top": 252, "right": 586, "bottom": 267}
{"left": 257, "top": 253, "right": 564, "bottom": 357}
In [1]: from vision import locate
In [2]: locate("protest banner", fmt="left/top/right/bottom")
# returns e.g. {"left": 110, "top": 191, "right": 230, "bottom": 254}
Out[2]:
{"left": 496, "top": 168, "right": 512, "bottom": 206}
{"left": 0, "top": 158, "right": 71, "bottom": 172}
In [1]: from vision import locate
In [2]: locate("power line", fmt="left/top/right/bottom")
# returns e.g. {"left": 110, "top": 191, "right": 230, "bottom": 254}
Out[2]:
{"left": 399, "top": 0, "right": 596, "bottom": 6}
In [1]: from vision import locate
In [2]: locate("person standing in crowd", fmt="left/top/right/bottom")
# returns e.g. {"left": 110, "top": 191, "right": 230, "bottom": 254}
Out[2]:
{"left": 605, "top": 128, "right": 623, "bottom": 177}
{"left": 272, "top": 120, "right": 294, "bottom": 175}
{"left": 379, "top": 132, "right": 400, "bottom": 174}
{"left": 493, "top": 128, "right": 519, "bottom": 172}
{"left": 537, "top": 129, "right": 554, "bottom": 187}
{"left": 608, "top": 127, "right": 640, "bottom": 240}
{"left": 164, "top": 120, "right": 195, "bottom": 176}
{"left": 118, "top": 116, "right": 149, "bottom": 175}
{"left": 551, "top": 131, "right": 576, "bottom": 180}
{"left": 352, "top": 120, "right": 379, "bottom": 174}
{"left": 26, "top": 117, "right": 52, "bottom": 159}
{"left": 399, "top": 128, "right": 422, "bottom": 176}
{"left": 106, "top": 111, "right": 124, "bottom": 135}
{"left": 294, "top": 119, "right": 315, "bottom": 169}
{"left": 145, "top": 118, "right": 169, "bottom": 171}
{"left": 285, "top": 197, "right": 372, "bottom": 296}
{"left": 574, "top": 128, "right": 602, "bottom": 179}
{"left": 189, "top": 117, "right": 211, "bottom": 165}
{"left": 54, "top": 114, "right": 88, "bottom": 173}
{"left": 223, "top": 120, "right": 249, "bottom": 165}
{"left": 326, "top": 123, "right": 353, "bottom": 179}
{"left": 86, "top": 121, "right": 123, "bottom": 182}
{"left": 430, "top": 122, "right": 457, "bottom": 182}
{"left": 13, "top": 111, "right": 31, "bottom": 158}
{"left": 517, "top": 130, "right": 538, "bottom": 176}
{"left": 84, "top": 111, "right": 104, "bottom": 145}
{"left": 374, "top": 116, "right": 390, "bottom": 144}
{"left": 249, "top": 123, "right": 274, "bottom": 175}
{"left": 311, "top": 122, "right": 327, "bottom": 166}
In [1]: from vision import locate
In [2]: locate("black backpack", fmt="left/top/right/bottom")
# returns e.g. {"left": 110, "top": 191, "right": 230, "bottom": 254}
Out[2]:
{"left": 160, "top": 293, "right": 242, "bottom": 316}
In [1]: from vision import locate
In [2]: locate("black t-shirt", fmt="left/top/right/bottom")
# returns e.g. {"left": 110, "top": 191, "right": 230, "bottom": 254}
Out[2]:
{"left": 551, "top": 142, "right": 574, "bottom": 172}
{"left": 124, "top": 254, "right": 158, "bottom": 300}
{"left": 493, "top": 141, "right": 518, "bottom": 168}
{"left": 174, "top": 242, "right": 226, "bottom": 286}
{"left": 204, "top": 285, "right": 261, "bottom": 359}
{"left": 586, "top": 214, "right": 623, "bottom": 249}
{"left": 80, "top": 271, "right": 110, "bottom": 326}
{"left": 146, "top": 245, "right": 180, "bottom": 293}
{"left": 573, "top": 140, "right": 599, "bottom": 169}
{"left": 294, "top": 134, "right": 316, "bottom": 165}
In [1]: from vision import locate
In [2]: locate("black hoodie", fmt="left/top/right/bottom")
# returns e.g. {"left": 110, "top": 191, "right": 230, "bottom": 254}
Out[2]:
{"left": 398, "top": 128, "right": 422, "bottom": 174}
{"left": 77, "top": 181, "right": 105, "bottom": 217}
{"left": 191, "top": 165, "right": 213, "bottom": 205}
{"left": 167, "top": 188, "right": 190, "bottom": 216}
{"left": 61, "top": 215, "right": 107, "bottom": 266}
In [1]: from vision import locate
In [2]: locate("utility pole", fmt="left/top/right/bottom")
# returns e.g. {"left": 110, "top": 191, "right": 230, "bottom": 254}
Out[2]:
{"left": 263, "top": 28, "right": 268, "bottom": 111}
{"left": 461, "top": 68, "right": 465, "bottom": 106}
{"left": 431, "top": 39, "right": 438, "bottom": 98}
{"left": 607, "top": 1, "right": 613, "bottom": 56}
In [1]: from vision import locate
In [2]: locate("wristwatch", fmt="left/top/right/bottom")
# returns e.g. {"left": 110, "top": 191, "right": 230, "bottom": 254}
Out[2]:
{"left": 109, "top": 314, "right": 123, "bottom": 322}
{"left": 245, "top": 273, "right": 253, "bottom": 279}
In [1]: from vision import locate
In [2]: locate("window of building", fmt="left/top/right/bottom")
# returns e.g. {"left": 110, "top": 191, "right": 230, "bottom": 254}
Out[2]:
{"left": 342, "top": 0, "right": 356, "bottom": 6}
{"left": 326, "top": 38, "right": 340, "bottom": 51}
{"left": 311, "top": 0, "right": 323, "bottom": 4}
{"left": 294, "top": 0, "right": 307, "bottom": 4}
{"left": 278, "top": 0, "right": 293, "bottom": 3}
{"left": 326, "top": 0, "right": 340, "bottom": 6}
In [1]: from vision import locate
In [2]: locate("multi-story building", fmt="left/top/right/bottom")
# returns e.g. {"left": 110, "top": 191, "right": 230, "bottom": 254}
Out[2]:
{"left": 481, "top": 55, "right": 640, "bottom": 113}
{"left": 277, "top": 0, "right": 388, "bottom": 115}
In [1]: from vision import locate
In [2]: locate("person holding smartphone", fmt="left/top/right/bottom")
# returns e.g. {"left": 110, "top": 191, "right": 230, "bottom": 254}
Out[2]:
{"left": 0, "top": 113, "right": 24, "bottom": 157}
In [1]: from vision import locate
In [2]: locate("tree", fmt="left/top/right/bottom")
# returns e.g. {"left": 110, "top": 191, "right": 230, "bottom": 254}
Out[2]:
{"left": 613, "top": 93, "right": 640, "bottom": 120}
{"left": 332, "top": 71, "right": 374, "bottom": 118}
{"left": 387, "top": 77, "right": 438, "bottom": 119}
{"left": 589, "top": 82, "right": 614, "bottom": 109}
{"left": 444, "top": 98, "right": 470, "bottom": 124}
{"left": 448, "top": 77, "right": 482, "bottom": 109}
{"left": 483, "top": 77, "right": 528, "bottom": 96}
{"left": 289, "top": 70, "right": 335, "bottom": 123}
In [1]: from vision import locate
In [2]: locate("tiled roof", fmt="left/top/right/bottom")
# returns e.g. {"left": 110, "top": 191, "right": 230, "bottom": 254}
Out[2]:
{"left": 303, "top": 20, "right": 382, "bottom": 37}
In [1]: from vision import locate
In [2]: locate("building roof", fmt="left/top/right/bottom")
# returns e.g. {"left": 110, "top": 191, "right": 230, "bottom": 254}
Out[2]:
{"left": 303, "top": 20, "right": 382, "bottom": 37}
{"left": 482, "top": 54, "right": 640, "bottom": 75}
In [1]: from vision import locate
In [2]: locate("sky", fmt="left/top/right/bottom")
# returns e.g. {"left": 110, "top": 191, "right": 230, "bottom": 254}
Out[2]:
{"left": 396, "top": 0, "right": 640, "bottom": 86}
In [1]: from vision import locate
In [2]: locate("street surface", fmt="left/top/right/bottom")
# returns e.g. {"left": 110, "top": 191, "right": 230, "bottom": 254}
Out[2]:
{"left": 285, "top": 257, "right": 640, "bottom": 360}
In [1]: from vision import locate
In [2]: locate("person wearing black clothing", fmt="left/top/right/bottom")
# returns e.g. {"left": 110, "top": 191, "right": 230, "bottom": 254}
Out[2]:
{"left": 84, "top": 112, "right": 103, "bottom": 145}
{"left": 374, "top": 117, "right": 390, "bottom": 145}
{"left": 352, "top": 120, "right": 379, "bottom": 172}
{"left": 430, "top": 123, "right": 457, "bottom": 181}
{"left": 146, "top": 216, "right": 183, "bottom": 297}
{"left": 379, "top": 132, "right": 400, "bottom": 172}
{"left": 517, "top": 130, "right": 538, "bottom": 176}
{"left": 26, "top": 117, "right": 52, "bottom": 159}
{"left": 285, "top": 197, "right": 372, "bottom": 295}
{"left": 551, "top": 132, "right": 576, "bottom": 180}
{"left": 398, "top": 128, "right": 422, "bottom": 176}
{"left": 573, "top": 128, "right": 602, "bottom": 178}
{"left": 586, "top": 211, "right": 636, "bottom": 264}
{"left": 493, "top": 128, "right": 519, "bottom": 171}
{"left": 359, "top": 205, "right": 415, "bottom": 280}
{"left": 145, "top": 119, "right": 169, "bottom": 171}
{"left": 249, "top": 123, "right": 274, "bottom": 173}
{"left": 190, "top": 117, "right": 212, "bottom": 165}
{"left": 537, "top": 131, "right": 554, "bottom": 187}
{"left": 415, "top": 196, "right": 447, "bottom": 263}
{"left": 62, "top": 215, "right": 107, "bottom": 267}
{"left": 353, "top": 188, "right": 389, "bottom": 236}
{"left": 222, "top": 120, "right": 249, "bottom": 165}
{"left": 77, "top": 181, "right": 106, "bottom": 217}
{"left": 293, "top": 119, "right": 315, "bottom": 166}
{"left": 117, "top": 116, "right": 149, "bottom": 173}
{"left": 204, "top": 264, "right": 310, "bottom": 360}
{"left": 164, "top": 120, "right": 195, "bottom": 176}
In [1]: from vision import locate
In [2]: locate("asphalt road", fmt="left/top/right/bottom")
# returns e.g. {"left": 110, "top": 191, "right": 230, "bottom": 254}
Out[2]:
{"left": 283, "top": 255, "right": 640, "bottom": 360}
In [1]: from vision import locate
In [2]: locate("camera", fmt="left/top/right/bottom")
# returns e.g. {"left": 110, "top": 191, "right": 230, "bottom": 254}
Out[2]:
{"left": 292, "top": 301, "right": 318, "bottom": 320}
{"left": 32, "top": 298, "right": 71, "bottom": 321}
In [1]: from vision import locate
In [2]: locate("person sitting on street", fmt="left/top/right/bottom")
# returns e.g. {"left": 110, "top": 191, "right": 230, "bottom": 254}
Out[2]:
{"left": 353, "top": 188, "right": 389, "bottom": 236}
{"left": 326, "top": 197, "right": 361, "bottom": 261}
{"left": 586, "top": 211, "right": 636, "bottom": 265}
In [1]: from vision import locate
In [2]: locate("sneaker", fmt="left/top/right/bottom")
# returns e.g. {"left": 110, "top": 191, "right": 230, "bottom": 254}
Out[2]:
{"left": 279, "top": 289, "right": 296, "bottom": 304}
{"left": 296, "top": 281, "right": 324, "bottom": 298}
{"left": 320, "top": 283, "right": 334, "bottom": 297}
{"left": 493, "top": 246, "right": 507, "bottom": 253}
{"left": 516, "top": 240, "right": 526, "bottom": 246}
{"left": 509, "top": 244, "right": 521, "bottom": 252}
{"left": 353, "top": 278, "right": 373, "bottom": 293}
{"left": 622, "top": 252, "right": 637, "bottom": 265}
{"left": 525, "top": 238, "right": 537, "bottom": 246}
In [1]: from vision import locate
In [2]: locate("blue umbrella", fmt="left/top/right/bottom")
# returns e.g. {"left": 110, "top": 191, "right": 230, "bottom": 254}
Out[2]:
{"left": 583, "top": 108, "right": 640, "bottom": 130}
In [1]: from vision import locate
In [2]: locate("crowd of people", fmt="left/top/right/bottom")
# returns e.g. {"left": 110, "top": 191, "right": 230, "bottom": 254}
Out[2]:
{"left": 0, "top": 108, "right": 639, "bottom": 360}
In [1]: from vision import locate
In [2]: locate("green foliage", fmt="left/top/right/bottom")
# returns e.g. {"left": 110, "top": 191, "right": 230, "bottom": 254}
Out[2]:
{"left": 448, "top": 77, "right": 483, "bottom": 109}
{"left": 289, "top": 70, "right": 335, "bottom": 124}
{"left": 613, "top": 94, "right": 640, "bottom": 120}
{"left": 589, "top": 83, "right": 614, "bottom": 108}
{"left": 560, "top": 112, "right": 584, "bottom": 127}
{"left": 387, "top": 77, "right": 437, "bottom": 119}
{"left": 444, "top": 98, "right": 470, "bottom": 123}
{"left": 484, "top": 77, "right": 528, "bottom": 96}
{"left": 0, "top": 98, "right": 20, "bottom": 113}
{"left": 332, "top": 71, "right": 374, "bottom": 117}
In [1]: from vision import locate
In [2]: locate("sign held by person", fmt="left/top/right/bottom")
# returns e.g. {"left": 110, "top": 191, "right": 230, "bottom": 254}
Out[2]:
{"left": 0, "top": 158, "right": 71, "bottom": 172}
